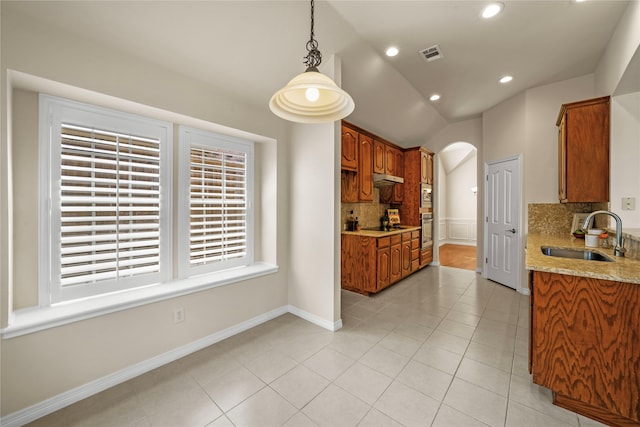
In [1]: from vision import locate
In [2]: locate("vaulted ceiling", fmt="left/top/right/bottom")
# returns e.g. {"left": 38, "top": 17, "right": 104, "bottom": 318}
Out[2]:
{"left": 2, "top": 1, "right": 631, "bottom": 147}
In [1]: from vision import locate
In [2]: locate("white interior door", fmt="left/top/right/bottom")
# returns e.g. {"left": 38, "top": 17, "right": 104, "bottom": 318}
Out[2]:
{"left": 485, "top": 156, "right": 521, "bottom": 290}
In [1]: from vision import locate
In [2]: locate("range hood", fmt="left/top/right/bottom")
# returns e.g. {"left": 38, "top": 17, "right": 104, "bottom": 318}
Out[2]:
{"left": 373, "top": 173, "right": 404, "bottom": 187}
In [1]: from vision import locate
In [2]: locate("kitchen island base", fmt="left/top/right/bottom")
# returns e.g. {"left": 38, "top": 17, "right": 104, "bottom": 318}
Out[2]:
{"left": 530, "top": 271, "right": 640, "bottom": 427}
{"left": 554, "top": 393, "right": 640, "bottom": 427}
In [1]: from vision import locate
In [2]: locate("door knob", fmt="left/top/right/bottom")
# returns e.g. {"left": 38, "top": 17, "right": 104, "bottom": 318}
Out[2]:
{"left": 506, "top": 228, "right": 516, "bottom": 233}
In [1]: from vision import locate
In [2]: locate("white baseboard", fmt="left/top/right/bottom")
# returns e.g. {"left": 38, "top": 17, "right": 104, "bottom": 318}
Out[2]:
{"left": 288, "top": 304, "right": 343, "bottom": 332}
{"left": 2, "top": 305, "right": 292, "bottom": 427}
{"left": 438, "top": 240, "right": 477, "bottom": 247}
{"left": 517, "top": 287, "right": 531, "bottom": 296}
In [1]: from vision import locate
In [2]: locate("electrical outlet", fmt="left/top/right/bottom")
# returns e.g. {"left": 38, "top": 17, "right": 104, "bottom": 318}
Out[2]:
{"left": 173, "top": 307, "right": 185, "bottom": 324}
{"left": 622, "top": 197, "right": 636, "bottom": 211}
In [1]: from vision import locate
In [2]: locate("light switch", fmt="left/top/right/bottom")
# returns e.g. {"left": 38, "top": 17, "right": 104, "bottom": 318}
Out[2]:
{"left": 622, "top": 197, "right": 636, "bottom": 211}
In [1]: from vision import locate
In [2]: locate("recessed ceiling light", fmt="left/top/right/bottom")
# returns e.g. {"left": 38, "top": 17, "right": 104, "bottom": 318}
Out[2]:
{"left": 430, "top": 94, "right": 441, "bottom": 101}
{"left": 482, "top": 2, "right": 504, "bottom": 18}
{"left": 499, "top": 75, "right": 513, "bottom": 84}
{"left": 386, "top": 47, "right": 399, "bottom": 57}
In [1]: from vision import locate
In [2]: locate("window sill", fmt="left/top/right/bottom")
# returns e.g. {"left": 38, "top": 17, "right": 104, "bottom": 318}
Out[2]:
{"left": 2, "top": 262, "right": 278, "bottom": 339}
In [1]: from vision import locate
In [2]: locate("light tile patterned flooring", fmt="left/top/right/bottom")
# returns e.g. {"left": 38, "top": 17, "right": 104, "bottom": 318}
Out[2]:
{"left": 28, "top": 266, "right": 608, "bottom": 427}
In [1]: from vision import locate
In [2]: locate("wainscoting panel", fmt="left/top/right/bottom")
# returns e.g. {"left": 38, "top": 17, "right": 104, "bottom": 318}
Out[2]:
{"left": 440, "top": 218, "right": 477, "bottom": 245}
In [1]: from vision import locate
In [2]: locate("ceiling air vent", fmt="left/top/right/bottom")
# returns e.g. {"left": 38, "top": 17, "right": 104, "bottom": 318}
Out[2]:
{"left": 419, "top": 45, "right": 443, "bottom": 63}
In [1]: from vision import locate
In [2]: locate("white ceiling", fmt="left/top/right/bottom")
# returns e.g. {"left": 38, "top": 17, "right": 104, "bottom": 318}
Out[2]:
{"left": 2, "top": 0, "right": 632, "bottom": 147}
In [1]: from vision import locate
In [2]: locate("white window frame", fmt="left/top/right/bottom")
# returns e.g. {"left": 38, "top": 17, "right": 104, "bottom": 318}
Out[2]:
{"left": 178, "top": 126, "right": 254, "bottom": 279}
{"left": 38, "top": 95, "right": 173, "bottom": 305}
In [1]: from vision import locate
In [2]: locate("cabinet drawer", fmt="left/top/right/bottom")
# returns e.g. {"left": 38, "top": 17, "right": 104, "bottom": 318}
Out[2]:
{"left": 391, "top": 235, "right": 402, "bottom": 245}
{"left": 411, "top": 239, "right": 419, "bottom": 250}
{"left": 411, "top": 230, "right": 420, "bottom": 240}
{"left": 412, "top": 259, "right": 420, "bottom": 271}
{"left": 421, "top": 248, "right": 433, "bottom": 265}
{"left": 377, "top": 237, "right": 391, "bottom": 248}
{"left": 411, "top": 248, "right": 419, "bottom": 261}
{"left": 402, "top": 232, "right": 412, "bottom": 242}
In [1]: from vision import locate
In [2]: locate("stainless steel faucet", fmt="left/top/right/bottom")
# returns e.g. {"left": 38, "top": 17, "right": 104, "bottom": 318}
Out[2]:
{"left": 583, "top": 210, "right": 626, "bottom": 257}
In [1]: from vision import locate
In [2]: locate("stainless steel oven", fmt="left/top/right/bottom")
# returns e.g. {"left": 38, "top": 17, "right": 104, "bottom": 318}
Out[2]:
{"left": 421, "top": 183, "right": 432, "bottom": 209}
{"left": 421, "top": 212, "right": 433, "bottom": 249}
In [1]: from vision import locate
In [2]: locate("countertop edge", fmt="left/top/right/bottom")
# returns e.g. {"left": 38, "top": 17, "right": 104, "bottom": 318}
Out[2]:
{"left": 342, "top": 226, "right": 421, "bottom": 238}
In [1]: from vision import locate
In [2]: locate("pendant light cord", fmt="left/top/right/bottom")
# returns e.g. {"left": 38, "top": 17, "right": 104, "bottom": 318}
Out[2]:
{"left": 304, "top": 0, "right": 322, "bottom": 72}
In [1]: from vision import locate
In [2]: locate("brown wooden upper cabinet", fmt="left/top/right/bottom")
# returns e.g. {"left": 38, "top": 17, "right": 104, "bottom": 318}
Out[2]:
{"left": 557, "top": 96, "right": 610, "bottom": 203}
{"left": 358, "top": 133, "right": 374, "bottom": 202}
{"left": 340, "top": 122, "right": 374, "bottom": 203}
{"left": 421, "top": 150, "right": 433, "bottom": 184}
{"left": 373, "top": 139, "right": 386, "bottom": 174}
{"left": 341, "top": 124, "right": 359, "bottom": 172}
{"left": 374, "top": 139, "right": 403, "bottom": 177}
{"left": 398, "top": 147, "right": 433, "bottom": 226}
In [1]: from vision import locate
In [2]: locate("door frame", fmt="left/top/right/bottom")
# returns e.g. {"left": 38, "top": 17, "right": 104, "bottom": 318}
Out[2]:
{"left": 482, "top": 154, "right": 523, "bottom": 293}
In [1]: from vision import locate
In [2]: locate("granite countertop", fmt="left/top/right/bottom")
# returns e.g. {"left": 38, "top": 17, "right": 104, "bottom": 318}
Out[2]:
{"left": 342, "top": 226, "right": 420, "bottom": 238}
{"left": 526, "top": 233, "right": 640, "bottom": 284}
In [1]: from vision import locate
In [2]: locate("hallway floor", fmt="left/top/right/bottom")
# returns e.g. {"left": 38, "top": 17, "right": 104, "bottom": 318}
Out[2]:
{"left": 27, "top": 267, "right": 606, "bottom": 427}
{"left": 438, "top": 244, "right": 477, "bottom": 271}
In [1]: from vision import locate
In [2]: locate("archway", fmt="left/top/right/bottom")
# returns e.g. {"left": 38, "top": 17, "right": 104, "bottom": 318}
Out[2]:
{"left": 437, "top": 142, "right": 478, "bottom": 270}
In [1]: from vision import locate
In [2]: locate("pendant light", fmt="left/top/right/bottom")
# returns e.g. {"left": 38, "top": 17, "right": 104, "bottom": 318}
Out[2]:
{"left": 269, "top": 0, "right": 355, "bottom": 123}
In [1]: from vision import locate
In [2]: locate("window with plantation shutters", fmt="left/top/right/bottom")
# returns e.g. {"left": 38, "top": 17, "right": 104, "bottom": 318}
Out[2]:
{"left": 178, "top": 127, "right": 253, "bottom": 277}
{"left": 40, "top": 95, "right": 172, "bottom": 303}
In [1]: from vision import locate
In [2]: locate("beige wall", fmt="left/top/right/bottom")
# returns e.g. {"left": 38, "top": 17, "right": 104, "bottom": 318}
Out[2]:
{"left": 595, "top": 0, "right": 640, "bottom": 97}
{"left": 611, "top": 93, "right": 640, "bottom": 228}
{"left": 287, "top": 120, "right": 340, "bottom": 328}
{"left": 1, "top": 7, "right": 292, "bottom": 417}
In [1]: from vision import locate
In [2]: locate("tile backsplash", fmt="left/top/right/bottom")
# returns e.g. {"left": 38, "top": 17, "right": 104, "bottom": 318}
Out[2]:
{"left": 528, "top": 202, "right": 639, "bottom": 259}
{"left": 341, "top": 188, "right": 390, "bottom": 230}
{"left": 527, "top": 202, "right": 609, "bottom": 235}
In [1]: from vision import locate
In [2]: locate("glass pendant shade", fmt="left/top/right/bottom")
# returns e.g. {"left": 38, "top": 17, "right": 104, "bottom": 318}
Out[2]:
{"left": 270, "top": 70, "right": 355, "bottom": 123}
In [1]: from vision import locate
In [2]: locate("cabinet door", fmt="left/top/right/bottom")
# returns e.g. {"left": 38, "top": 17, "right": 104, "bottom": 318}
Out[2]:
{"left": 558, "top": 96, "right": 609, "bottom": 203}
{"left": 558, "top": 117, "right": 567, "bottom": 201}
{"left": 385, "top": 145, "right": 397, "bottom": 176}
{"left": 373, "top": 139, "right": 385, "bottom": 174}
{"left": 420, "top": 150, "right": 429, "bottom": 183}
{"left": 401, "top": 239, "right": 412, "bottom": 277}
{"left": 377, "top": 248, "right": 390, "bottom": 290}
{"left": 390, "top": 243, "right": 402, "bottom": 283}
{"left": 341, "top": 235, "right": 377, "bottom": 294}
{"left": 341, "top": 125, "right": 359, "bottom": 171}
{"left": 421, "top": 150, "right": 433, "bottom": 184}
{"left": 341, "top": 171, "right": 358, "bottom": 203}
{"left": 565, "top": 102, "right": 609, "bottom": 202}
{"left": 359, "top": 134, "right": 374, "bottom": 202}
{"left": 380, "top": 184, "right": 404, "bottom": 205}
{"left": 393, "top": 149, "right": 404, "bottom": 202}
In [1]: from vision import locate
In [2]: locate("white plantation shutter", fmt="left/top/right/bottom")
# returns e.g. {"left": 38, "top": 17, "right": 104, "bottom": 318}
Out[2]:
{"left": 59, "top": 125, "right": 161, "bottom": 285}
{"left": 179, "top": 127, "right": 253, "bottom": 277}
{"left": 40, "top": 95, "right": 171, "bottom": 303}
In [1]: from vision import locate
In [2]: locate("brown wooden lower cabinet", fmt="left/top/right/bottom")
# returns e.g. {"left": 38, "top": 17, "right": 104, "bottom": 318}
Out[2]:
{"left": 389, "top": 235, "right": 402, "bottom": 284}
{"left": 530, "top": 271, "right": 640, "bottom": 426}
{"left": 420, "top": 247, "right": 433, "bottom": 267}
{"left": 377, "top": 237, "right": 390, "bottom": 290}
{"left": 401, "top": 233, "right": 412, "bottom": 278}
{"left": 342, "top": 230, "right": 430, "bottom": 295}
{"left": 411, "top": 233, "right": 420, "bottom": 272}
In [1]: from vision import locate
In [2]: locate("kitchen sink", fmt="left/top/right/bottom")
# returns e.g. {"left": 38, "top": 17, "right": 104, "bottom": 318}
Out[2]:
{"left": 540, "top": 246, "right": 613, "bottom": 262}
